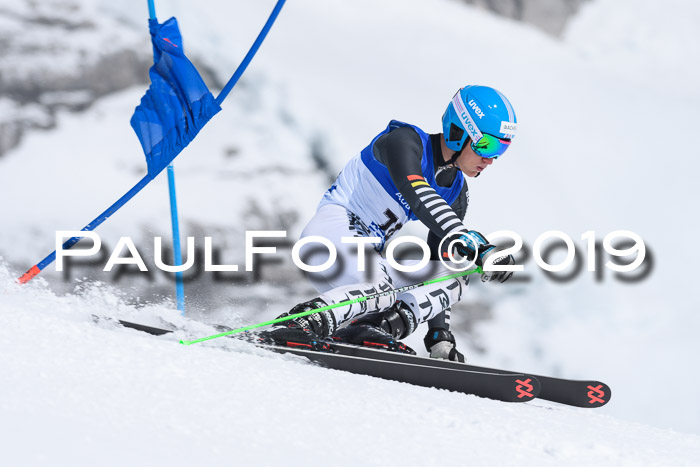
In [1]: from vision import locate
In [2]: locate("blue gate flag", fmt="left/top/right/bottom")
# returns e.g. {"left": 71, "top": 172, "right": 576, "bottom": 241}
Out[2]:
{"left": 18, "top": 1, "right": 287, "bottom": 285}
{"left": 131, "top": 17, "right": 221, "bottom": 176}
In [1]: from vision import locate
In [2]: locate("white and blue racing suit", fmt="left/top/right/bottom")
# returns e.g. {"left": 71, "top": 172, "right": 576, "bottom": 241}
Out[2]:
{"left": 299, "top": 120, "right": 471, "bottom": 329}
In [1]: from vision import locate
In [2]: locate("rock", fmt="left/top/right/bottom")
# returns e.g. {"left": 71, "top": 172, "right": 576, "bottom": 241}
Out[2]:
{"left": 458, "top": 0, "right": 590, "bottom": 37}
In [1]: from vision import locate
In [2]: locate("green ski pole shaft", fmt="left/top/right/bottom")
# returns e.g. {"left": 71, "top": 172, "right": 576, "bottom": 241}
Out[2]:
{"left": 179, "top": 266, "right": 483, "bottom": 345}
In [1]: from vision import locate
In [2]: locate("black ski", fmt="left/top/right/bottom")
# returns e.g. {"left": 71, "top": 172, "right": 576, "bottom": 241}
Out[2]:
{"left": 117, "top": 320, "right": 610, "bottom": 406}
{"left": 259, "top": 344, "right": 540, "bottom": 402}
{"left": 118, "top": 320, "right": 540, "bottom": 403}
{"left": 118, "top": 320, "right": 172, "bottom": 336}
{"left": 328, "top": 341, "right": 611, "bottom": 408}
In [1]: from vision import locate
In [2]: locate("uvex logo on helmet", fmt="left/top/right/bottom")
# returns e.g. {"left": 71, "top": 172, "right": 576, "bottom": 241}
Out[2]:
{"left": 459, "top": 111, "right": 480, "bottom": 139}
{"left": 443, "top": 85, "right": 517, "bottom": 153}
{"left": 468, "top": 99, "right": 485, "bottom": 119}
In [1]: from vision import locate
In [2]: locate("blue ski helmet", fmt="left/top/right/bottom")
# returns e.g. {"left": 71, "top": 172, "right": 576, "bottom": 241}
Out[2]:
{"left": 442, "top": 85, "right": 518, "bottom": 153}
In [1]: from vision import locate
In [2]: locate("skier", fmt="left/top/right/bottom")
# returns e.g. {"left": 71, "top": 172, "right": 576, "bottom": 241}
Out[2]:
{"left": 262, "top": 85, "right": 518, "bottom": 361}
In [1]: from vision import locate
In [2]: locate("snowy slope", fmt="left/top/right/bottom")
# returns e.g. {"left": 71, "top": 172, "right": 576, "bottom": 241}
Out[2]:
{"left": 2, "top": 0, "right": 700, "bottom": 443}
{"left": 2, "top": 266, "right": 700, "bottom": 467}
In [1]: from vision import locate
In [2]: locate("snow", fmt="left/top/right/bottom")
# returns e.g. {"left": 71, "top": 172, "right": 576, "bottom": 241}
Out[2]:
{"left": 2, "top": 0, "right": 700, "bottom": 461}
{"left": 1, "top": 265, "right": 699, "bottom": 466}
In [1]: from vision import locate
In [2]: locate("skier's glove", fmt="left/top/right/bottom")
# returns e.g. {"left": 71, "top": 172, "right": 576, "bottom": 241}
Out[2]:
{"left": 481, "top": 254, "right": 515, "bottom": 283}
{"left": 453, "top": 230, "right": 492, "bottom": 266}
{"left": 424, "top": 328, "right": 465, "bottom": 363}
{"left": 455, "top": 230, "right": 514, "bottom": 283}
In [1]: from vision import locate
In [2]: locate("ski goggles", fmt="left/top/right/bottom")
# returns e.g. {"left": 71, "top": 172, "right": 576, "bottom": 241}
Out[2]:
{"left": 471, "top": 133, "right": 511, "bottom": 159}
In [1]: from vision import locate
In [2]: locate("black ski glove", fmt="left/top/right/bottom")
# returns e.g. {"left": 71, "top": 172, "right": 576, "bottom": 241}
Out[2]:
{"left": 454, "top": 230, "right": 514, "bottom": 283}
{"left": 424, "top": 328, "right": 465, "bottom": 363}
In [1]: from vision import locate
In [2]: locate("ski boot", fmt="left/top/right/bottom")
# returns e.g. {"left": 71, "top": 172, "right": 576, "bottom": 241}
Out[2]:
{"left": 258, "top": 298, "right": 336, "bottom": 352}
{"left": 331, "top": 301, "right": 417, "bottom": 354}
{"left": 423, "top": 327, "right": 465, "bottom": 363}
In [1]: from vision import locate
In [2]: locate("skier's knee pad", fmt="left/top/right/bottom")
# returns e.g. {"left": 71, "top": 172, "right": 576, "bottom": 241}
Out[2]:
{"left": 379, "top": 301, "right": 417, "bottom": 340}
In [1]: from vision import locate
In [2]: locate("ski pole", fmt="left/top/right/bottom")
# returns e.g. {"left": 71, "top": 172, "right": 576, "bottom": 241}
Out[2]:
{"left": 179, "top": 266, "right": 483, "bottom": 345}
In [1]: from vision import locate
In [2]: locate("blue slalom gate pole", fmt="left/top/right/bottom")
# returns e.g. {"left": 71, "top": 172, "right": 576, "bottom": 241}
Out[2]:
{"left": 216, "top": 0, "right": 286, "bottom": 104}
{"left": 167, "top": 165, "right": 185, "bottom": 314}
{"left": 19, "top": 0, "right": 286, "bottom": 287}
{"left": 148, "top": 0, "right": 185, "bottom": 315}
{"left": 18, "top": 175, "right": 153, "bottom": 284}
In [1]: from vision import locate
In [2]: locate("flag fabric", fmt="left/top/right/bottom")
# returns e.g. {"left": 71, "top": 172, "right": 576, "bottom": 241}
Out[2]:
{"left": 18, "top": 1, "right": 288, "bottom": 285}
{"left": 131, "top": 17, "right": 221, "bottom": 177}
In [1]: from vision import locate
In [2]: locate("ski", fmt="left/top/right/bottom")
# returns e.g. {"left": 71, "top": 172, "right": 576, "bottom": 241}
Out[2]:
{"left": 327, "top": 341, "right": 611, "bottom": 408}
{"left": 117, "top": 320, "right": 172, "bottom": 336}
{"left": 117, "top": 320, "right": 610, "bottom": 407}
{"left": 259, "top": 344, "right": 540, "bottom": 402}
{"left": 118, "top": 320, "right": 540, "bottom": 403}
